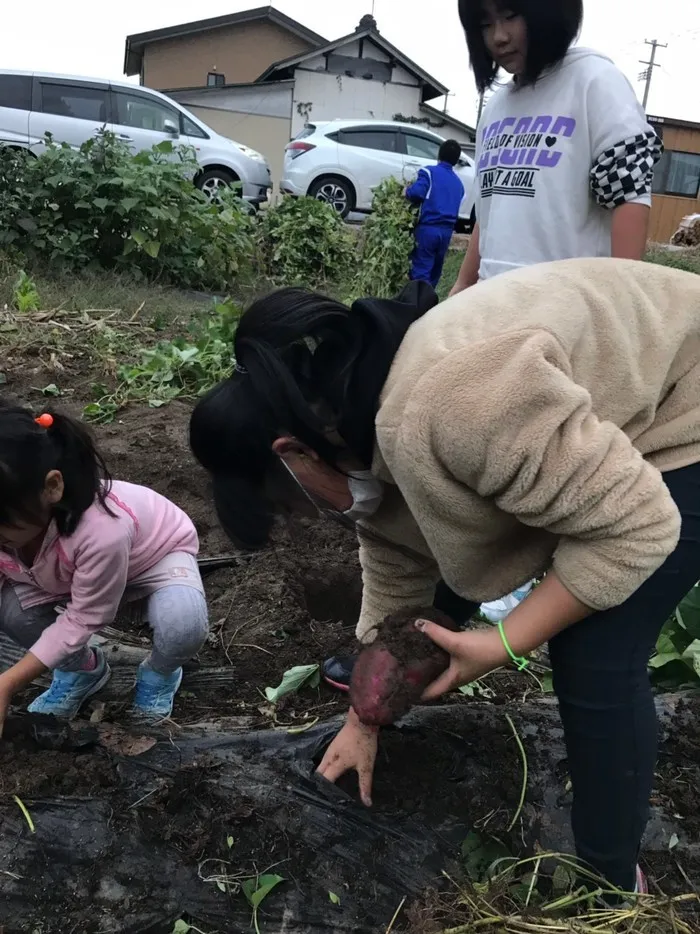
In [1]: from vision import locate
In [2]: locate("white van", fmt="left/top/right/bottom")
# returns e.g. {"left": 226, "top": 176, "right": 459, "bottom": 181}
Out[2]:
{"left": 0, "top": 70, "right": 272, "bottom": 206}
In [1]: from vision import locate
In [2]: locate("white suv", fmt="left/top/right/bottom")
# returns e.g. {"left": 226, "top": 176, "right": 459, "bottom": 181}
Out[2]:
{"left": 282, "top": 119, "right": 476, "bottom": 227}
{"left": 0, "top": 70, "right": 272, "bottom": 206}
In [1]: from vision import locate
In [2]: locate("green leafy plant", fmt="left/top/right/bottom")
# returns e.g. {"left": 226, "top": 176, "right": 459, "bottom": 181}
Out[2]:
{"left": 353, "top": 177, "right": 417, "bottom": 299}
{"left": 264, "top": 664, "right": 320, "bottom": 703}
{"left": 0, "top": 132, "right": 256, "bottom": 291}
{"left": 12, "top": 270, "right": 40, "bottom": 313}
{"left": 258, "top": 195, "right": 354, "bottom": 287}
{"left": 171, "top": 921, "right": 211, "bottom": 934}
{"left": 461, "top": 830, "right": 512, "bottom": 885}
{"left": 649, "top": 583, "right": 700, "bottom": 689}
{"left": 459, "top": 679, "right": 496, "bottom": 699}
{"left": 83, "top": 297, "right": 241, "bottom": 422}
{"left": 241, "top": 874, "right": 284, "bottom": 934}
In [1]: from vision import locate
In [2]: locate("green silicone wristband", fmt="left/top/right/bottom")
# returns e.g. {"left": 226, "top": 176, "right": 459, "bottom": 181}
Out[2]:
{"left": 497, "top": 621, "right": 529, "bottom": 671}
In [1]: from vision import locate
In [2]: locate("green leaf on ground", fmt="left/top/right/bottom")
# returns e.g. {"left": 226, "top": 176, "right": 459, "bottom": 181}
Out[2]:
{"left": 242, "top": 873, "right": 284, "bottom": 909}
{"left": 461, "top": 830, "right": 511, "bottom": 882}
{"left": 264, "top": 664, "right": 320, "bottom": 703}
{"left": 540, "top": 672, "right": 554, "bottom": 693}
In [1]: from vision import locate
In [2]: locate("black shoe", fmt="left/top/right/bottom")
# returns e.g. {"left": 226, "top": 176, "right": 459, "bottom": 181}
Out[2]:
{"left": 322, "top": 655, "right": 355, "bottom": 692}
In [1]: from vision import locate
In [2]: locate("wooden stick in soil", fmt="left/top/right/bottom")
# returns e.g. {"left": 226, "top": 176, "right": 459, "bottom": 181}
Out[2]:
{"left": 385, "top": 896, "right": 407, "bottom": 934}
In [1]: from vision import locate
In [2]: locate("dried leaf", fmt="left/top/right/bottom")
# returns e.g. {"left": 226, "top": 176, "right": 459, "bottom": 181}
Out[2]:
{"left": 99, "top": 725, "right": 157, "bottom": 757}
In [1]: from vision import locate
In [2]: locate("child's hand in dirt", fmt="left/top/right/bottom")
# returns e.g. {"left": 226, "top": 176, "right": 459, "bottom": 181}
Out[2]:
{"left": 316, "top": 707, "right": 378, "bottom": 807}
{"left": 416, "top": 621, "right": 508, "bottom": 700}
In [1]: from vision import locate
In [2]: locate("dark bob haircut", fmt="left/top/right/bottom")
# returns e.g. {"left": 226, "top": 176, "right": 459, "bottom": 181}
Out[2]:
{"left": 459, "top": 0, "right": 584, "bottom": 93}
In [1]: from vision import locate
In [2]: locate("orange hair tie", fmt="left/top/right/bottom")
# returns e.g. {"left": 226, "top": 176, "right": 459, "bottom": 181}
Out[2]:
{"left": 35, "top": 414, "right": 54, "bottom": 428}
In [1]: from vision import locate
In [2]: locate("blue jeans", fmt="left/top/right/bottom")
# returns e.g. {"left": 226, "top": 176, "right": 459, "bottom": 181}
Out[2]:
{"left": 410, "top": 225, "right": 454, "bottom": 289}
{"left": 434, "top": 462, "right": 700, "bottom": 889}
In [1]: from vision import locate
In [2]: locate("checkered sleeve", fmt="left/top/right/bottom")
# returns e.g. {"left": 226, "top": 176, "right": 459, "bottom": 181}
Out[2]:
{"left": 590, "top": 130, "right": 663, "bottom": 209}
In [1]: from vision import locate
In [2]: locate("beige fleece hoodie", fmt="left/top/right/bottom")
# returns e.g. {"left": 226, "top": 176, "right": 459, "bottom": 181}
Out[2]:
{"left": 356, "top": 257, "right": 700, "bottom": 641}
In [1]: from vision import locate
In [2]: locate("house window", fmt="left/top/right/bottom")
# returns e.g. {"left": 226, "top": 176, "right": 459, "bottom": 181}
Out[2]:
{"left": 652, "top": 150, "right": 700, "bottom": 198}
{"left": 207, "top": 72, "right": 225, "bottom": 88}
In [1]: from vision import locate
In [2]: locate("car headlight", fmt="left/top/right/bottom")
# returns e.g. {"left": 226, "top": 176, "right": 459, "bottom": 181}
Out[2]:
{"left": 236, "top": 144, "right": 266, "bottom": 163}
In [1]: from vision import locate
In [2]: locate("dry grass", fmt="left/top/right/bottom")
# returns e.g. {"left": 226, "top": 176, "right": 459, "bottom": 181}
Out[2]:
{"left": 412, "top": 855, "right": 700, "bottom": 934}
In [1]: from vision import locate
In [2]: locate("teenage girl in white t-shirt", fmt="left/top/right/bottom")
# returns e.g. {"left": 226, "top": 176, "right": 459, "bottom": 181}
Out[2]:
{"left": 451, "top": 0, "right": 662, "bottom": 622}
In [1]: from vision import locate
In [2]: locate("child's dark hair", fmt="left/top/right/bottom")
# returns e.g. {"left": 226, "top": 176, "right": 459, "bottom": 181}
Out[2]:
{"left": 438, "top": 139, "right": 462, "bottom": 166}
{"left": 0, "top": 402, "right": 113, "bottom": 536}
{"left": 459, "top": 0, "right": 583, "bottom": 93}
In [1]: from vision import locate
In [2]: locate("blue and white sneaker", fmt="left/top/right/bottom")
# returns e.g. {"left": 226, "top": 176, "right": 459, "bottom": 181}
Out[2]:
{"left": 28, "top": 648, "right": 111, "bottom": 719}
{"left": 132, "top": 662, "right": 183, "bottom": 720}
{"left": 480, "top": 581, "right": 534, "bottom": 623}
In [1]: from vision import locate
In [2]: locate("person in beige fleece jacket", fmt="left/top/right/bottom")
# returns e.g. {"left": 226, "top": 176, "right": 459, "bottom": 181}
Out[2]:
{"left": 190, "top": 257, "right": 700, "bottom": 894}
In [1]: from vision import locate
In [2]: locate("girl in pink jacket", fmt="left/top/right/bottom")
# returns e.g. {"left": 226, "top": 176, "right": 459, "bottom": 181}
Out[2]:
{"left": 0, "top": 402, "right": 208, "bottom": 726}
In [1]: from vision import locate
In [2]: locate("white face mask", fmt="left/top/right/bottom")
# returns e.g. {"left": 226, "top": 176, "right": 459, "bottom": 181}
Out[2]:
{"left": 344, "top": 470, "right": 384, "bottom": 521}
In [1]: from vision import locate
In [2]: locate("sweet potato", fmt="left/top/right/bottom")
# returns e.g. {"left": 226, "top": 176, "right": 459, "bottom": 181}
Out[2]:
{"left": 350, "top": 607, "right": 458, "bottom": 726}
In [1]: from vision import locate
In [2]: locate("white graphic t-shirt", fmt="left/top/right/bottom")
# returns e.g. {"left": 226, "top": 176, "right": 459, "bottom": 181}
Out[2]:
{"left": 475, "top": 47, "right": 662, "bottom": 281}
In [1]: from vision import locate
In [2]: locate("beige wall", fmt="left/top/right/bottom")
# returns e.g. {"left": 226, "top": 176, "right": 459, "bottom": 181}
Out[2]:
{"left": 143, "top": 21, "right": 313, "bottom": 90}
{"left": 650, "top": 125, "right": 700, "bottom": 243}
{"left": 187, "top": 105, "right": 289, "bottom": 197}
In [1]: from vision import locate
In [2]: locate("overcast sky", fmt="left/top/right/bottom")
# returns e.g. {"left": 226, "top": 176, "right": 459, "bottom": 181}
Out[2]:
{"left": 3, "top": 0, "right": 699, "bottom": 125}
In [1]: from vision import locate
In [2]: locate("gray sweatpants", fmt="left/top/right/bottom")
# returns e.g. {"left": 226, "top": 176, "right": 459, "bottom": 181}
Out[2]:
{"left": 0, "top": 583, "right": 209, "bottom": 674}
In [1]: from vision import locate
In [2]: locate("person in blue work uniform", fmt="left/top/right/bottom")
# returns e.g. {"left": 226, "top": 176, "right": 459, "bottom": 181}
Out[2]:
{"left": 406, "top": 139, "right": 465, "bottom": 289}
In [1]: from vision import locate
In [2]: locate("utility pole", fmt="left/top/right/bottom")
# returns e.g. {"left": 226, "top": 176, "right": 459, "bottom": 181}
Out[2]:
{"left": 639, "top": 39, "right": 667, "bottom": 110}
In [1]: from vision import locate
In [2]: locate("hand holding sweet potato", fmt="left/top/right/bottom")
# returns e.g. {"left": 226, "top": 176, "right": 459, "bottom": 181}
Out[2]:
{"left": 349, "top": 607, "right": 458, "bottom": 726}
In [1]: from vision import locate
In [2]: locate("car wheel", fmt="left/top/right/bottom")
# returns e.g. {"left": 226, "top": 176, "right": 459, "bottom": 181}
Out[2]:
{"left": 195, "top": 168, "right": 238, "bottom": 200}
{"left": 308, "top": 176, "right": 354, "bottom": 218}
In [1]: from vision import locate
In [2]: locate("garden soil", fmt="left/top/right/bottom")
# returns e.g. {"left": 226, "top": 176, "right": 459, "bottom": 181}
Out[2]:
{"left": 0, "top": 397, "right": 699, "bottom": 931}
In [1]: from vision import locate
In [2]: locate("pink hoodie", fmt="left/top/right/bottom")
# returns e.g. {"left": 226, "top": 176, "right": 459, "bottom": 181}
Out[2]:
{"left": 0, "top": 481, "right": 199, "bottom": 668}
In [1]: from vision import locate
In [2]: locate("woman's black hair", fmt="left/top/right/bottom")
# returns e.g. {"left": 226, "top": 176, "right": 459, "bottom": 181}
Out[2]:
{"left": 459, "top": 0, "right": 584, "bottom": 93}
{"left": 189, "top": 281, "right": 438, "bottom": 549}
{"left": 0, "top": 402, "right": 113, "bottom": 536}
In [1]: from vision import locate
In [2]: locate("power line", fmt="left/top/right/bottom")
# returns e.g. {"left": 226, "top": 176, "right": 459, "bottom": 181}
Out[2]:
{"left": 638, "top": 38, "right": 668, "bottom": 109}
